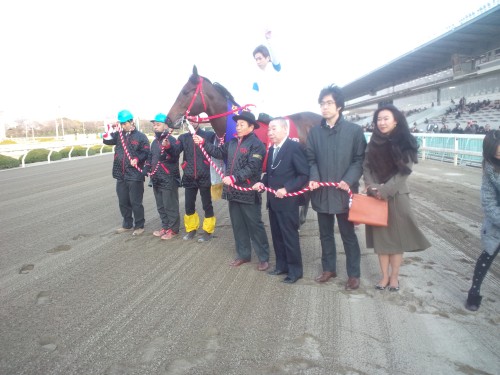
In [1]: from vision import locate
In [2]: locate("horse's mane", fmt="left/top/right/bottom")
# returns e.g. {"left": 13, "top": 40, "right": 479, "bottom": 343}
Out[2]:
{"left": 188, "top": 73, "right": 239, "bottom": 106}
{"left": 213, "top": 82, "right": 239, "bottom": 106}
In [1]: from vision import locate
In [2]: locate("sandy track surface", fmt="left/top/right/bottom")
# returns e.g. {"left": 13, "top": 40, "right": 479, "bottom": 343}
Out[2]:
{"left": 0, "top": 156, "right": 498, "bottom": 375}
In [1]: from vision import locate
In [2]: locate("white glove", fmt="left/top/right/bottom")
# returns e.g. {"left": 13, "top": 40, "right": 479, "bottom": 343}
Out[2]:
{"left": 103, "top": 122, "right": 117, "bottom": 140}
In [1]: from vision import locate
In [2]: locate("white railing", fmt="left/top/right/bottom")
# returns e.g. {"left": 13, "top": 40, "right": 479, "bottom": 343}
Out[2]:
{"left": 415, "top": 133, "right": 484, "bottom": 167}
{"left": 2, "top": 133, "right": 486, "bottom": 169}
{"left": 0, "top": 139, "right": 113, "bottom": 168}
{"left": 365, "top": 133, "right": 484, "bottom": 167}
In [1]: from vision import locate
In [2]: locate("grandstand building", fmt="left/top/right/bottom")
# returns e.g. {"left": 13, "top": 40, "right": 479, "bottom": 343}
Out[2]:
{"left": 342, "top": 4, "right": 500, "bottom": 132}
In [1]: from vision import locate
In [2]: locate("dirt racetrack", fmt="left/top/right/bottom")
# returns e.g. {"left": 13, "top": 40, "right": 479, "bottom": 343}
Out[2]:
{"left": 0, "top": 155, "right": 498, "bottom": 375}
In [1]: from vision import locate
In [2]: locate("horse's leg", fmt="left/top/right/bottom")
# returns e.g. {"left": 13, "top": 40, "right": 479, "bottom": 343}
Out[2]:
{"left": 299, "top": 192, "right": 310, "bottom": 227}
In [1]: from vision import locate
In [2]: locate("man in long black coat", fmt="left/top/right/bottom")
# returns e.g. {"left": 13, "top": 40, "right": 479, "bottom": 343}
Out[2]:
{"left": 306, "top": 85, "right": 366, "bottom": 290}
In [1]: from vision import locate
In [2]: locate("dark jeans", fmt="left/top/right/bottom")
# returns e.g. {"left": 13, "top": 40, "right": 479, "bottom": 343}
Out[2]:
{"left": 153, "top": 185, "right": 180, "bottom": 232}
{"left": 317, "top": 212, "right": 361, "bottom": 278}
{"left": 228, "top": 201, "right": 269, "bottom": 262}
{"left": 469, "top": 245, "right": 499, "bottom": 296}
{"left": 184, "top": 186, "right": 214, "bottom": 217}
{"left": 116, "top": 179, "right": 145, "bottom": 229}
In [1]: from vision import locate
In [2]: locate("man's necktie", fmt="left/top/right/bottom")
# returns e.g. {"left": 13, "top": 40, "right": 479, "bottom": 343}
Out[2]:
{"left": 272, "top": 146, "right": 280, "bottom": 164}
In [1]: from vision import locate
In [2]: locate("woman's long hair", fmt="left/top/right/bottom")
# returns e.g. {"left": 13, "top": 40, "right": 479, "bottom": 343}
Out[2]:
{"left": 366, "top": 104, "right": 419, "bottom": 181}
{"left": 483, "top": 130, "right": 500, "bottom": 172}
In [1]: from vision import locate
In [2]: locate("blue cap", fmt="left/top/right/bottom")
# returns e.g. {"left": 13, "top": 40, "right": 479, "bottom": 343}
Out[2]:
{"left": 151, "top": 113, "right": 167, "bottom": 123}
{"left": 117, "top": 109, "right": 133, "bottom": 123}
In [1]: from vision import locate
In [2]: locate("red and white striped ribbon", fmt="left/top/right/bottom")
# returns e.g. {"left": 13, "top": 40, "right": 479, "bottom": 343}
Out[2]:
{"left": 117, "top": 128, "right": 143, "bottom": 172}
{"left": 186, "top": 122, "right": 353, "bottom": 205}
{"left": 149, "top": 130, "right": 173, "bottom": 177}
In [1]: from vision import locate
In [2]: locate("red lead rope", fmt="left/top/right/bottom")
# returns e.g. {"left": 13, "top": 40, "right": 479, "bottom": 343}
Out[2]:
{"left": 186, "top": 121, "right": 353, "bottom": 206}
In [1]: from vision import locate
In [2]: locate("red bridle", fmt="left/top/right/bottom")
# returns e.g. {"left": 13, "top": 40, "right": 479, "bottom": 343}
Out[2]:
{"left": 184, "top": 76, "right": 254, "bottom": 123}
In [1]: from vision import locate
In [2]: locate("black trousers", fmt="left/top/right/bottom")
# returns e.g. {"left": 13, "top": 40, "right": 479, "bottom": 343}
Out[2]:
{"left": 184, "top": 186, "right": 214, "bottom": 217}
{"left": 153, "top": 185, "right": 180, "bottom": 232}
{"left": 228, "top": 200, "right": 269, "bottom": 262}
{"left": 116, "top": 179, "right": 145, "bottom": 229}
{"left": 317, "top": 212, "right": 361, "bottom": 278}
{"left": 269, "top": 205, "right": 303, "bottom": 279}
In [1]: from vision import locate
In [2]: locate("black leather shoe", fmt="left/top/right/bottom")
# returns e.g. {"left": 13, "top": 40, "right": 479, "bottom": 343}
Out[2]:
{"left": 283, "top": 276, "right": 301, "bottom": 284}
{"left": 268, "top": 269, "right": 287, "bottom": 276}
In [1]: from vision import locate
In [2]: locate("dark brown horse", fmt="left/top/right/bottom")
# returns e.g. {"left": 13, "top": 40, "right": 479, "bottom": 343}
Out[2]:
{"left": 166, "top": 65, "right": 321, "bottom": 224}
{"left": 166, "top": 65, "right": 321, "bottom": 145}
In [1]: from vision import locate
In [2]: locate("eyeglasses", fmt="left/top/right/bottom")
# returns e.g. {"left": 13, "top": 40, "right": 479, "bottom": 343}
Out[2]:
{"left": 319, "top": 100, "right": 336, "bottom": 108}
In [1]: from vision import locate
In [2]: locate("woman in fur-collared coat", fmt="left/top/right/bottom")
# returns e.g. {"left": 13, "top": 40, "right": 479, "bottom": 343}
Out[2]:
{"left": 363, "top": 104, "right": 430, "bottom": 292}
{"left": 465, "top": 130, "right": 500, "bottom": 311}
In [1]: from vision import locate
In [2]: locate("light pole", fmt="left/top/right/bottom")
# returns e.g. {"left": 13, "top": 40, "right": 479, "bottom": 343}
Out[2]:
{"left": 58, "top": 105, "right": 65, "bottom": 139}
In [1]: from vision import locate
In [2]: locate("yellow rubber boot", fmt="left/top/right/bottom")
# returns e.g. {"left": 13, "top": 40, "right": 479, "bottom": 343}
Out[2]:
{"left": 199, "top": 216, "right": 216, "bottom": 242}
{"left": 202, "top": 216, "right": 216, "bottom": 234}
{"left": 183, "top": 212, "right": 200, "bottom": 240}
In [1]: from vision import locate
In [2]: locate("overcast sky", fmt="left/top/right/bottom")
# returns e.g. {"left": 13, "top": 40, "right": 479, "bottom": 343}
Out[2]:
{"left": 0, "top": 0, "right": 493, "bottom": 122}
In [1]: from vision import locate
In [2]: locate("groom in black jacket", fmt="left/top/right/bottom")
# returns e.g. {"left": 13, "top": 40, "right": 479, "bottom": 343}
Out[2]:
{"left": 253, "top": 117, "right": 309, "bottom": 283}
{"left": 193, "top": 111, "right": 271, "bottom": 271}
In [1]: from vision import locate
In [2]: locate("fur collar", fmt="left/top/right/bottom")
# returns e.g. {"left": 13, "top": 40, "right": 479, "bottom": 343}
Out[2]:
{"left": 366, "top": 126, "right": 419, "bottom": 183}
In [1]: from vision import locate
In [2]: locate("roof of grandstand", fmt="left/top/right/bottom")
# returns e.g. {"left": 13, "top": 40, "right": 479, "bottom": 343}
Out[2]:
{"left": 341, "top": 5, "right": 500, "bottom": 101}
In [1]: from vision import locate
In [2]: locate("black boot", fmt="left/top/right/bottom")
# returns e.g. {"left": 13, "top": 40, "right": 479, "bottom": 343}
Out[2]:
{"left": 465, "top": 293, "right": 482, "bottom": 311}
{"left": 183, "top": 231, "right": 196, "bottom": 240}
{"left": 197, "top": 231, "right": 212, "bottom": 242}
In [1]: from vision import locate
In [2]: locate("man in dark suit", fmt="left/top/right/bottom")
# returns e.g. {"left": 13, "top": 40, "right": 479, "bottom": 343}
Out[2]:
{"left": 253, "top": 117, "right": 309, "bottom": 283}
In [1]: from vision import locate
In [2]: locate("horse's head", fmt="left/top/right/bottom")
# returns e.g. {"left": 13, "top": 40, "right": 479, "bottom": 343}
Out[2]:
{"left": 165, "top": 65, "right": 242, "bottom": 140}
{"left": 166, "top": 65, "right": 205, "bottom": 129}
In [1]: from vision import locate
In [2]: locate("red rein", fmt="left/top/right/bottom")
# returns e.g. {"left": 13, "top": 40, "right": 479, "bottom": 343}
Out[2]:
{"left": 187, "top": 122, "right": 353, "bottom": 204}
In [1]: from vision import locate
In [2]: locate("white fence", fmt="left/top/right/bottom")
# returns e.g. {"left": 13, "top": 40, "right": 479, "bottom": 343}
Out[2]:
{"left": 1, "top": 133, "right": 486, "bottom": 169}
{"left": 415, "top": 133, "right": 484, "bottom": 167}
{"left": 364, "top": 133, "right": 484, "bottom": 167}
{"left": 0, "top": 137, "right": 112, "bottom": 168}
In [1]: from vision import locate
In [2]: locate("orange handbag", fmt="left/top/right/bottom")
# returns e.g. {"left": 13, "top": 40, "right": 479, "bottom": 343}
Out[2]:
{"left": 348, "top": 194, "right": 388, "bottom": 227}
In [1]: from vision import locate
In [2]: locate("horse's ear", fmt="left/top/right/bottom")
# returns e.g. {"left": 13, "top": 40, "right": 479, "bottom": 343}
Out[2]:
{"left": 193, "top": 65, "right": 198, "bottom": 76}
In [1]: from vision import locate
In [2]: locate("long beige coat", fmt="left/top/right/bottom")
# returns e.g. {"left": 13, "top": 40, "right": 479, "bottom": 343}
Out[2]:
{"left": 363, "top": 160, "right": 431, "bottom": 254}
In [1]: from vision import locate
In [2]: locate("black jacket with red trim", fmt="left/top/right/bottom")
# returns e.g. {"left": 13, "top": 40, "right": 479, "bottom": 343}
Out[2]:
{"left": 103, "top": 129, "right": 150, "bottom": 182}
{"left": 146, "top": 133, "right": 180, "bottom": 189}
{"left": 202, "top": 132, "right": 266, "bottom": 204}
{"left": 168, "top": 128, "right": 215, "bottom": 188}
